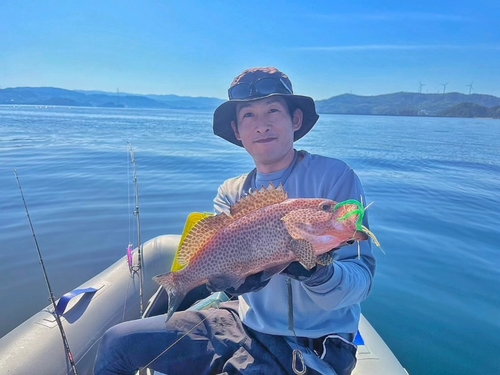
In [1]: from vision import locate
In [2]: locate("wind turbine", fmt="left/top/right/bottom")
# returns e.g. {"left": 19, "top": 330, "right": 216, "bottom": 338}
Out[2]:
{"left": 418, "top": 81, "right": 425, "bottom": 93}
{"left": 441, "top": 82, "right": 449, "bottom": 94}
{"left": 466, "top": 82, "right": 474, "bottom": 95}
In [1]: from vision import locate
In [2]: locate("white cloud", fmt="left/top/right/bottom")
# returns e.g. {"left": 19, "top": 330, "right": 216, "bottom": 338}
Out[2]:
{"left": 310, "top": 12, "right": 471, "bottom": 22}
{"left": 291, "top": 44, "right": 500, "bottom": 52}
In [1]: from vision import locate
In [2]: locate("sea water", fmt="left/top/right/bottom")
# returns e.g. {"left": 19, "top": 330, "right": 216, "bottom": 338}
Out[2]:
{"left": 0, "top": 106, "right": 499, "bottom": 375}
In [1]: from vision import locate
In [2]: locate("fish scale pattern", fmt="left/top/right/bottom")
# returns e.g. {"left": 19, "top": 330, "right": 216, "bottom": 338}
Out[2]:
{"left": 153, "top": 185, "right": 370, "bottom": 320}
{"left": 177, "top": 184, "right": 288, "bottom": 268}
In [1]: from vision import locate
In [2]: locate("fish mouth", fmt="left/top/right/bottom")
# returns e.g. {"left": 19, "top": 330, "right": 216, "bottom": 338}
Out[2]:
{"left": 330, "top": 231, "right": 369, "bottom": 250}
{"left": 353, "top": 230, "right": 369, "bottom": 241}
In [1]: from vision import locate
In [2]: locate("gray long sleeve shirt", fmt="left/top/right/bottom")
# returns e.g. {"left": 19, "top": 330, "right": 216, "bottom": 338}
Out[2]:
{"left": 213, "top": 150, "right": 376, "bottom": 337}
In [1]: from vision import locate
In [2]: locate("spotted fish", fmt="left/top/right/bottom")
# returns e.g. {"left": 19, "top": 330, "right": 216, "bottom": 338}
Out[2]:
{"left": 154, "top": 184, "right": 372, "bottom": 320}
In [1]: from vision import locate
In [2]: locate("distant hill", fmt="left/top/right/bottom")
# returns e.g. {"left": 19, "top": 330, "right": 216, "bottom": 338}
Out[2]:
{"left": 438, "top": 103, "right": 500, "bottom": 119}
{"left": 316, "top": 92, "right": 500, "bottom": 118}
{"left": 2, "top": 87, "right": 500, "bottom": 119}
{"left": 0, "top": 87, "right": 224, "bottom": 110}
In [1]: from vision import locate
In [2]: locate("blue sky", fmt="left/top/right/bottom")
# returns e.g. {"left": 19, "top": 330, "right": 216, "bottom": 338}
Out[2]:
{"left": 1, "top": 1, "right": 499, "bottom": 99}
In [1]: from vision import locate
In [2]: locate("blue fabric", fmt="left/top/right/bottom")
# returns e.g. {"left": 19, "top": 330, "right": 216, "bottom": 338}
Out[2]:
{"left": 354, "top": 332, "right": 364, "bottom": 346}
{"left": 56, "top": 287, "right": 97, "bottom": 315}
{"left": 94, "top": 302, "right": 286, "bottom": 375}
{"left": 93, "top": 301, "right": 356, "bottom": 375}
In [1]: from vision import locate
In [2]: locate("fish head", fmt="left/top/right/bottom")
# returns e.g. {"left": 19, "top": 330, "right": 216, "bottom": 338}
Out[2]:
{"left": 282, "top": 199, "right": 368, "bottom": 254}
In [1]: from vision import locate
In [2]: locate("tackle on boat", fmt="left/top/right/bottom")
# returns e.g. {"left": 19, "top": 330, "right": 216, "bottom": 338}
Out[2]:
{"left": 14, "top": 170, "right": 80, "bottom": 375}
{"left": 127, "top": 143, "right": 145, "bottom": 316}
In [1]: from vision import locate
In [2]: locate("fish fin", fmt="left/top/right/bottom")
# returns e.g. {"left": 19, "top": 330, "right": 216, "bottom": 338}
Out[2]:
{"left": 317, "top": 252, "right": 334, "bottom": 266}
{"left": 230, "top": 183, "right": 288, "bottom": 220}
{"left": 207, "top": 274, "right": 245, "bottom": 292}
{"left": 172, "top": 212, "right": 214, "bottom": 271}
{"left": 176, "top": 213, "right": 233, "bottom": 268}
{"left": 153, "top": 272, "right": 187, "bottom": 321}
{"left": 288, "top": 239, "right": 317, "bottom": 270}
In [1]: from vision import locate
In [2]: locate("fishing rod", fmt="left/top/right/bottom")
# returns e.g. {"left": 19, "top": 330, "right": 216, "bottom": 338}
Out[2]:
{"left": 128, "top": 144, "right": 144, "bottom": 316}
{"left": 14, "top": 170, "right": 79, "bottom": 375}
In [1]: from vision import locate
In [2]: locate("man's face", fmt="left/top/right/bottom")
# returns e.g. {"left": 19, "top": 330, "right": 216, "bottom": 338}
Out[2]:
{"left": 231, "top": 96, "right": 303, "bottom": 172}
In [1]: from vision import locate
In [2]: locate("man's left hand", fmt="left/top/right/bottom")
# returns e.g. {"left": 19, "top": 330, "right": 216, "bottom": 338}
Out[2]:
{"left": 281, "top": 262, "right": 334, "bottom": 286}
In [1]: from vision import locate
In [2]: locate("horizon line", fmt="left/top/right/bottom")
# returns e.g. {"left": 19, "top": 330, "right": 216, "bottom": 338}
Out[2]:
{"left": 1, "top": 86, "right": 497, "bottom": 100}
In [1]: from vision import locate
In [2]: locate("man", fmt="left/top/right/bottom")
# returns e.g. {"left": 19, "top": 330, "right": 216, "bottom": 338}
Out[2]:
{"left": 94, "top": 67, "right": 375, "bottom": 375}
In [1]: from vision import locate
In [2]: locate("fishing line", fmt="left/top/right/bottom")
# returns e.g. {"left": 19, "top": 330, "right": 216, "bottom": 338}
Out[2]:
{"left": 138, "top": 295, "right": 237, "bottom": 372}
{"left": 14, "top": 169, "right": 79, "bottom": 375}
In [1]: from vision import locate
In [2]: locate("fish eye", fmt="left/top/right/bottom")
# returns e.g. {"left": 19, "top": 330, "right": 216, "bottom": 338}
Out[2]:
{"left": 319, "top": 202, "right": 332, "bottom": 211}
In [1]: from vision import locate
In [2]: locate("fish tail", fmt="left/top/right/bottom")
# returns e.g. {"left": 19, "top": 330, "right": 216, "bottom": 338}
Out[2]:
{"left": 153, "top": 272, "right": 187, "bottom": 321}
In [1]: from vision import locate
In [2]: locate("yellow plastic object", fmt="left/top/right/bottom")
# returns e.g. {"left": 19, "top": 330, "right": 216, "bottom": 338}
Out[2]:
{"left": 171, "top": 212, "right": 215, "bottom": 272}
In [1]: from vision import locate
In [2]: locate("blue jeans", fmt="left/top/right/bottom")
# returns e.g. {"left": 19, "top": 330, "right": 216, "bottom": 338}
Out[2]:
{"left": 93, "top": 301, "right": 356, "bottom": 375}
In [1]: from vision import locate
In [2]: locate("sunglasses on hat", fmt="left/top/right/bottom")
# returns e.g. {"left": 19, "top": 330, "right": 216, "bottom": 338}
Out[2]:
{"left": 228, "top": 77, "right": 293, "bottom": 100}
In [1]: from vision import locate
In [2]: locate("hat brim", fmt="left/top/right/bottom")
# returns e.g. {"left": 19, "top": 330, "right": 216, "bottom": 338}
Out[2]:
{"left": 213, "top": 94, "right": 319, "bottom": 147}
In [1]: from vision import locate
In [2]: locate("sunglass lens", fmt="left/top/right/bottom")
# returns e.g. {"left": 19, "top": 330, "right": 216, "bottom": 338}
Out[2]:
{"left": 229, "top": 83, "right": 251, "bottom": 99}
{"left": 255, "top": 78, "right": 278, "bottom": 95}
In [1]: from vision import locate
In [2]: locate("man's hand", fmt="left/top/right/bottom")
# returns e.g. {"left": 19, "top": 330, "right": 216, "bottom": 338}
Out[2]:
{"left": 206, "top": 255, "right": 334, "bottom": 296}
{"left": 206, "top": 271, "right": 271, "bottom": 296}
{"left": 281, "top": 262, "right": 333, "bottom": 287}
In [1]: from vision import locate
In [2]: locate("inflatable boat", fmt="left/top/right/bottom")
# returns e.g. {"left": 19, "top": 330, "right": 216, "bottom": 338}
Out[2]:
{"left": 0, "top": 235, "right": 408, "bottom": 374}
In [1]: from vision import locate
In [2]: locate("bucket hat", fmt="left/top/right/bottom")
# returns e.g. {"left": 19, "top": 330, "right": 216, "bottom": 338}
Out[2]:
{"left": 213, "top": 67, "right": 319, "bottom": 147}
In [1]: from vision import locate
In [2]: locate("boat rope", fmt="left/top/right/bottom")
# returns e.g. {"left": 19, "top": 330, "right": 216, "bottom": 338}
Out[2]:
{"left": 14, "top": 170, "right": 79, "bottom": 375}
{"left": 128, "top": 143, "right": 145, "bottom": 316}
